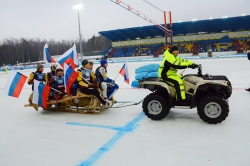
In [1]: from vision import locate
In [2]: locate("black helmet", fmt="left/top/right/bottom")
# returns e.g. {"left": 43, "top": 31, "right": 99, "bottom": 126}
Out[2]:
{"left": 170, "top": 46, "right": 179, "bottom": 53}
{"left": 82, "top": 59, "right": 89, "bottom": 67}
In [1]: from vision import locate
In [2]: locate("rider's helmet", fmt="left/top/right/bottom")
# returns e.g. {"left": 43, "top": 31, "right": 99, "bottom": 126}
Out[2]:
{"left": 50, "top": 62, "right": 58, "bottom": 70}
{"left": 56, "top": 66, "right": 63, "bottom": 73}
{"left": 169, "top": 46, "right": 179, "bottom": 53}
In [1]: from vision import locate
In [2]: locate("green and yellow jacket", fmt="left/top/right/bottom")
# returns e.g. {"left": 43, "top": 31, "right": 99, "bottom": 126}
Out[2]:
{"left": 158, "top": 49, "right": 193, "bottom": 78}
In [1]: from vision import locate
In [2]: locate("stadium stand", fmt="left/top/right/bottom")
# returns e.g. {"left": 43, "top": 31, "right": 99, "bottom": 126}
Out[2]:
{"left": 99, "top": 15, "right": 250, "bottom": 57}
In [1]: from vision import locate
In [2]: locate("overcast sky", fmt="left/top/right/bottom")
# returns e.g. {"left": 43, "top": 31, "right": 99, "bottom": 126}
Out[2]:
{"left": 0, "top": 0, "right": 249, "bottom": 41}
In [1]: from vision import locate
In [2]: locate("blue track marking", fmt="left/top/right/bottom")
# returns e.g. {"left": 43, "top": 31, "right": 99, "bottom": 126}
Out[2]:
{"left": 66, "top": 111, "right": 145, "bottom": 166}
{"left": 66, "top": 122, "right": 123, "bottom": 131}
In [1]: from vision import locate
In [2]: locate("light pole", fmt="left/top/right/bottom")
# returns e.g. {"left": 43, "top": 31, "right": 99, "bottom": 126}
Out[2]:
{"left": 73, "top": 3, "right": 84, "bottom": 62}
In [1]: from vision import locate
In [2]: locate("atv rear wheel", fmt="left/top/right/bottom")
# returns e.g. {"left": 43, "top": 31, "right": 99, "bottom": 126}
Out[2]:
{"left": 197, "top": 96, "right": 229, "bottom": 124}
{"left": 142, "top": 94, "right": 171, "bottom": 120}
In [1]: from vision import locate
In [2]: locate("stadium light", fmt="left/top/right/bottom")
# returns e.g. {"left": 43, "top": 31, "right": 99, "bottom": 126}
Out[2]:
{"left": 73, "top": 3, "right": 84, "bottom": 61}
{"left": 178, "top": 20, "right": 181, "bottom": 23}
{"left": 73, "top": 3, "right": 82, "bottom": 10}
{"left": 242, "top": 14, "right": 245, "bottom": 16}
{"left": 209, "top": 17, "right": 212, "bottom": 20}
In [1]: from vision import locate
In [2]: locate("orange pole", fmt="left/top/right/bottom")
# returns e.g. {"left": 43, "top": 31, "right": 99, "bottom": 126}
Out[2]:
{"left": 164, "top": 11, "right": 168, "bottom": 50}
{"left": 169, "top": 11, "right": 172, "bottom": 46}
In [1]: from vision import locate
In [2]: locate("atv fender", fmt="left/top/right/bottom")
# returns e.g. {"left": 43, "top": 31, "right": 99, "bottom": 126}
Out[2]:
{"left": 141, "top": 81, "right": 172, "bottom": 93}
{"left": 193, "top": 80, "right": 230, "bottom": 94}
{"left": 141, "top": 81, "right": 174, "bottom": 105}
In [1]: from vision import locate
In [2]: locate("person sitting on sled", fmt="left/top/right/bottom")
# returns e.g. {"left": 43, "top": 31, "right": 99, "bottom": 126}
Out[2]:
{"left": 77, "top": 60, "right": 112, "bottom": 107}
{"left": 71, "top": 61, "right": 97, "bottom": 96}
{"left": 48, "top": 67, "right": 66, "bottom": 100}
{"left": 27, "top": 64, "right": 48, "bottom": 91}
{"left": 47, "top": 62, "right": 57, "bottom": 83}
{"left": 46, "top": 62, "right": 58, "bottom": 100}
{"left": 27, "top": 64, "right": 48, "bottom": 104}
{"left": 95, "top": 59, "right": 119, "bottom": 100}
{"left": 89, "top": 61, "right": 94, "bottom": 71}
{"left": 70, "top": 61, "right": 94, "bottom": 96}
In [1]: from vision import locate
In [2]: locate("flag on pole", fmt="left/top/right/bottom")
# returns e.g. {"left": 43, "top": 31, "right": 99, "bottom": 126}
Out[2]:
{"left": 32, "top": 80, "right": 50, "bottom": 108}
{"left": 43, "top": 43, "right": 56, "bottom": 63}
{"left": 3, "top": 71, "right": 27, "bottom": 98}
{"left": 72, "top": 43, "right": 79, "bottom": 67}
{"left": 64, "top": 63, "right": 79, "bottom": 94}
{"left": 119, "top": 62, "right": 130, "bottom": 84}
{"left": 57, "top": 43, "right": 79, "bottom": 69}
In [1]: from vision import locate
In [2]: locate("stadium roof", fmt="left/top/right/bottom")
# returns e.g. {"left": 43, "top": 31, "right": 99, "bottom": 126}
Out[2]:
{"left": 99, "top": 15, "right": 250, "bottom": 42}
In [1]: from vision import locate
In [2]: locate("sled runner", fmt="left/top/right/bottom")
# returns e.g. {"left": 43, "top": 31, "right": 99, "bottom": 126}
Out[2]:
{"left": 24, "top": 89, "right": 116, "bottom": 114}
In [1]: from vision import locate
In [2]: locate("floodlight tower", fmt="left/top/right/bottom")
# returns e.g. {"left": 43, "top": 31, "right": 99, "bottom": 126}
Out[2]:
{"left": 73, "top": 3, "right": 84, "bottom": 61}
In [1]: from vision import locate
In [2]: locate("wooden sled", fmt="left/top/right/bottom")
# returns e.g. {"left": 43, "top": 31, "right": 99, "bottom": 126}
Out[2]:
{"left": 24, "top": 90, "right": 115, "bottom": 114}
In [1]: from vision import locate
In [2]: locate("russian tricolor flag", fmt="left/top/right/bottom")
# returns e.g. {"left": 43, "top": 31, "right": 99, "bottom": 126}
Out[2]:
{"left": 57, "top": 43, "right": 78, "bottom": 69}
{"left": 119, "top": 62, "right": 130, "bottom": 84}
{"left": 64, "top": 63, "right": 79, "bottom": 94}
{"left": 32, "top": 80, "right": 51, "bottom": 109}
{"left": 3, "top": 71, "right": 27, "bottom": 98}
{"left": 43, "top": 43, "right": 56, "bottom": 63}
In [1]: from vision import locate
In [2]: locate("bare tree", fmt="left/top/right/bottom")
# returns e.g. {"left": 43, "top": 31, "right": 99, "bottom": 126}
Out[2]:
{"left": 0, "top": 35, "right": 111, "bottom": 65}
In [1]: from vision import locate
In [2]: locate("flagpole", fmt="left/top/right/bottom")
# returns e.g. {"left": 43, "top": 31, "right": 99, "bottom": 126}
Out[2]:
{"left": 114, "top": 72, "right": 120, "bottom": 81}
{"left": 41, "top": 82, "right": 64, "bottom": 94}
{"left": 81, "top": 76, "right": 92, "bottom": 85}
{"left": 50, "top": 87, "right": 63, "bottom": 94}
{"left": 115, "top": 61, "right": 125, "bottom": 81}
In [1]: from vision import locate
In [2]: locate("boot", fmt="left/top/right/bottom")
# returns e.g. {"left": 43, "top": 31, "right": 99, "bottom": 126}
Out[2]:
{"left": 105, "top": 100, "right": 113, "bottom": 108}
{"left": 245, "top": 88, "right": 250, "bottom": 92}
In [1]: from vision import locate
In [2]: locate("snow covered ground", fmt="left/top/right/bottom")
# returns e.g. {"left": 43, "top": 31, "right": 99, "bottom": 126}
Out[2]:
{"left": 0, "top": 58, "right": 250, "bottom": 166}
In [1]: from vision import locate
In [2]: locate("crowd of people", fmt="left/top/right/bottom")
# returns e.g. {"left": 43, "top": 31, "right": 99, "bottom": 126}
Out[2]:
{"left": 27, "top": 59, "right": 119, "bottom": 108}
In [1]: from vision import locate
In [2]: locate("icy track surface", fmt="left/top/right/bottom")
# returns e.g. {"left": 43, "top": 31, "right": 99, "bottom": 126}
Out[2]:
{"left": 0, "top": 58, "right": 250, "bottom": 166}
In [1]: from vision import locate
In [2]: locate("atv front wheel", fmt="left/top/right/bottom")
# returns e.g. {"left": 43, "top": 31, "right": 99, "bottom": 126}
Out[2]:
{"left": 142, "top": 94, "right": 171, "bottom": 120}
{"left": 197, "top": 96, "right": 229, "bottom": 124}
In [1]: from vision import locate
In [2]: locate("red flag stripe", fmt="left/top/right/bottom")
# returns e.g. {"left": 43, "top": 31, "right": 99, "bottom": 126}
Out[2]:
{"left": 13, "top": 74, "right": 27, "bottom": 97}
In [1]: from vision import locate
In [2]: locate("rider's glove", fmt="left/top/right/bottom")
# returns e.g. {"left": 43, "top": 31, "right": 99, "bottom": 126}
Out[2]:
{"left": 189, "top": 63, "right": 199, "bottom": 69}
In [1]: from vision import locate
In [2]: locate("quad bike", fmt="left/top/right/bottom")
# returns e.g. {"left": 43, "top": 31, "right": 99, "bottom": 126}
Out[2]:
{"left": 139, "top": 65, "right": 232, "bottom": 124}
{"left": 25, "top": 89, "right": 115, "bottom": 114}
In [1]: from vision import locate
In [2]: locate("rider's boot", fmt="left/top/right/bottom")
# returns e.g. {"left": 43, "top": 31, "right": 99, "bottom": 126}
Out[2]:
{"left": 175, "top": 99, "right": 190, "bottom": 106}
{"left": 105, "top": 100, "right": 113, "bottom": 108}
{"left": 175, "top": 93, "right": 192, "bottom": 106}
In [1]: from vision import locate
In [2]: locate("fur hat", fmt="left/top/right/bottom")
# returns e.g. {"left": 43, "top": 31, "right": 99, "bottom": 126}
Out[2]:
{"left": 82, "top": 59, "right": 89, "bottom": 67}
{"left": 170, "top": 46, "right": 179, "bottom": 53}
{"left": 36, "top": 64, "right": 43, "bottom": 70}
{"left": 100, "top": 59, "right": 107, "bottom": 66}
